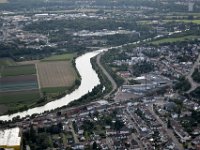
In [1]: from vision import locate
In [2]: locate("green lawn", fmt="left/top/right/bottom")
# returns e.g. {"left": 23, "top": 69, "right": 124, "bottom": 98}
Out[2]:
{"left": 151, "top": 35, "right": 199, "bottom": 45}
{"left": 1, "top": 64, "right": 36, "bottom": 77}
{"left": 42, "top": 53, "right": 75, "bottom": 61}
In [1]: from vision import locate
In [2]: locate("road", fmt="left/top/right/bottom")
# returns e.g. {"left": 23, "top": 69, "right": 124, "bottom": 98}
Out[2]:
{"left": 186, "top": 54, "right": 200, "bottom": 93}
{"left": 148, "top": 105, "right": 184, "bottom": 150}
{"left": 96, "top": 52, "right": 117, "bottom": 98}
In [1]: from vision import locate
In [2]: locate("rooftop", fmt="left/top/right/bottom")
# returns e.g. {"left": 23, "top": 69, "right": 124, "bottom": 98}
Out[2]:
{"left": 0, "top": 127, "right": 21, "bottom": 146}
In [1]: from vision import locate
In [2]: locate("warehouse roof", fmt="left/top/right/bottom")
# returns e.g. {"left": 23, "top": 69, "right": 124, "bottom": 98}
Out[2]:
{"left": 0, "top": 127, "right": 21, "bottom": 146}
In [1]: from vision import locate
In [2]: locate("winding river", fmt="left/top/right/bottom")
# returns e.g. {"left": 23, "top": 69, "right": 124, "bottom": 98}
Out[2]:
{"left": 0, "top": 30, "right": 185, "bottom": 121}
{"left": 0, "top": 48, "right": 108, "bottom": 121}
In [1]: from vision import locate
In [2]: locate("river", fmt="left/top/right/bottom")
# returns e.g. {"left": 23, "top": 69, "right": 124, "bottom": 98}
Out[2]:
{"left": 0, "top": 49, "right": 108, "bottom": 121}
{"left": 0, "top": 30, "right": 185, "bottom": 121}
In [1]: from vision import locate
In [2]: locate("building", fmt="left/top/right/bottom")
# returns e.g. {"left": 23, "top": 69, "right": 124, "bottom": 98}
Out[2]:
{"left": 188, "top": 2, "right": 194, "bottom": 12}
{"left": 0, "top": 127, "right": 21, "bottom": 150}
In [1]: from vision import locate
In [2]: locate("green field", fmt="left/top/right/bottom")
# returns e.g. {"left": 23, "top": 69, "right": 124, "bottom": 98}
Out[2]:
{"left": 42, "top": 53, "right": 75, "bottom": 61}
{"left": 0, "top": 53, "right": 78, "bottom": 114}
{"left": 41, "top": 86, "right": 68, "bottom": 94}
{"left": 0, "top": 91, "right": 40, "bottom": 105}
{"left": 165, "top": 19, "right": 200, "bottom": 24}
{"left": 1, "top": 64, "right": 36, "bottom": 77}
{"left": 0, "top": 58, "right": 16, "bottom": 67}
{"left": 151, "top": 35, "right": 199, "bottom": 45}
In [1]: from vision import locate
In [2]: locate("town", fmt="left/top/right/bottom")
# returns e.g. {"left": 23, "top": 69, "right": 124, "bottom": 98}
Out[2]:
{"left": 0, "top": 0, "right": 200, "bottom": 150}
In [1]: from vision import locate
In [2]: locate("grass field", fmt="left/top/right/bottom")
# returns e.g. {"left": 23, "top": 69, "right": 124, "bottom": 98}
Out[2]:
{"left": 1, "top": 64, "right": 36, "bottom": 77}
{"left": 37, "top": 61, "right": 77, "bottom": 88}
{"left": 0, "top": 58, "right": 16, "bottom": 67}
{"left": 165, "top": 19, "right": 200, "bottom": 24}
{"left": 0, "top": 90, "right": 40, "bottom": 105}
{"left": 150, "top": 35, "right": 199, "bottom": 45}
{"left": 0, "top": 90, "right": 40, "bottom": 114}
{"left": 42, "top": 53, "right": 75, "bottom": 61}
{"left": 41, "top": 86, "right": 68, "bottom": 94}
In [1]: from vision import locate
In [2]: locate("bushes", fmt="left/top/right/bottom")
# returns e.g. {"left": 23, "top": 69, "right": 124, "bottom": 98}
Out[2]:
{"left": 192, "top": 68, "right": 200, "bottom": 83}
{"left": 174, "top": 76, "right": 191, "bottom": 92}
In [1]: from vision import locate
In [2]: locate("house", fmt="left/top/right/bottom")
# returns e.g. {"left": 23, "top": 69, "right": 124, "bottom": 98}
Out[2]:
{"left": 191, "top": 135, "right": 200, "bottom": 147}
{"left": 106, "top": 129, "right": 117, "bottom": 136}
{"left": 171, "top": 120, "right": 191, "bottom": 143}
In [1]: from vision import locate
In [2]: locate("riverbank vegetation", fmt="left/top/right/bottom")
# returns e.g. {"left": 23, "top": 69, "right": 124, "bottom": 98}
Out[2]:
{"left": 192, "top": 68, "right": 200, "bottom": 83}
{"left": 100, "top": 49, "right": 124, "bottom": 87}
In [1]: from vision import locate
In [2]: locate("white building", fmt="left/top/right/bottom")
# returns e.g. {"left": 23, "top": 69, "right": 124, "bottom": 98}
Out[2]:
{"left": 188, "top": 2, "right": 194, "bottom": 12}
{"left": 0, "top": 127, "right": 21, "bottom": 150}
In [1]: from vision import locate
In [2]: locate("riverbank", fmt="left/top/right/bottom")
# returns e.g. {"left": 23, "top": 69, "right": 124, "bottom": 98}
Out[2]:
{"left": 0, "top": 50, "right": 103, "bottom": 121}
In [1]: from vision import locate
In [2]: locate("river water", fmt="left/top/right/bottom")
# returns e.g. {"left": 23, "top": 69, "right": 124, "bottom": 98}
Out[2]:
{"left": 0, "top": 30, "right": 184, "bottom": 121}
{"left": 0, "top": 49, "right": 107, "bottom": 121}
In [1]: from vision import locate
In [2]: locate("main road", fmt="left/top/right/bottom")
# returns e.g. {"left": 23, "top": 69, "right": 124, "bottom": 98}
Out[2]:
{"left": 186, "top": 54, "right": 200, "bottom": 93}
{"left": 96, "top": 52, "right": 117, "bottom": 98}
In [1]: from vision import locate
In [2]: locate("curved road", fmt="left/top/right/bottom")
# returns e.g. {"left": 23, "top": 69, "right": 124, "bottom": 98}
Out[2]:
{"left": 96, "top": 52, "right": 117, "bottom": 99}
{"left": 187, "top": 54, "right": 200, "bottom": 93}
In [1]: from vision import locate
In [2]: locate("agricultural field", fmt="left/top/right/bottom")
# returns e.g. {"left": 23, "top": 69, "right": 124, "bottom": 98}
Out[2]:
{"left": 42, "top": 53, "right": 76, "bottom": 61}
{"left": 0, "top": 64, "right": 36, "bottom": 77}
{"left": 0, "top": 90, "right": 40, "bottom": 113}
{"left": 0, "top": 75, "right": 38, "bottom": 92}
{"left": 0, "top": 58, "right": 40, "bottom": 114}
{"left": 37, "top": 61, "right": 77, "bottom": 89}
{"left": 0, "top": 58, "right": 16, "bottom": 67}
{"left": 0, "top": 53, "right": 78, "bottom": 114}
{"left": 150, "top": 35, "right": 199, "bottom": 45}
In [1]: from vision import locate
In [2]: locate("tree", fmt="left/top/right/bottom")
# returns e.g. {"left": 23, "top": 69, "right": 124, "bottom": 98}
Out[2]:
{"left": 167, "top": 119, "right": 171, "bottom": 128}
{"left": 114, "top": 120, "right": 124, "bottom": 131}
{"left": 92, "top": 141, "right": 97, "bottom": 149}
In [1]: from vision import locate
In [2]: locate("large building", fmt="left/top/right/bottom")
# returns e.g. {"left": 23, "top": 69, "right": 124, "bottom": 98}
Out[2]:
{"left": 188, "top": 2, "right": 194, "bottom": 12}
{"left": 0, "top": 127, "right": 21, "bottom": 150}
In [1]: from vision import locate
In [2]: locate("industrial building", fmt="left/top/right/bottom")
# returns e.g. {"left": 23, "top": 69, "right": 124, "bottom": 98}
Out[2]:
{"left": 0, "top": 127, "right": 21, "bottom": 150}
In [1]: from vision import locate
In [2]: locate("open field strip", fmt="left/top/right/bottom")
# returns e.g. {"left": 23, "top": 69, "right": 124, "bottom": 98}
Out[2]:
{"left": 42, "top": 53, "right": 75, "bottom": 61}
{"left": 1, "top": 64, "right": 36, "bottom": 77}
{"left": 0, "top": 75, "right": 38, "bottom": 92}
{"left": 150, "top": 35, "right": 199, "bottom": 45}
{"left": 164, "top": 19, "right": 200, "bottom": 24}
{"left": 0, "top": 58, "right": 16, "bottom": 67}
